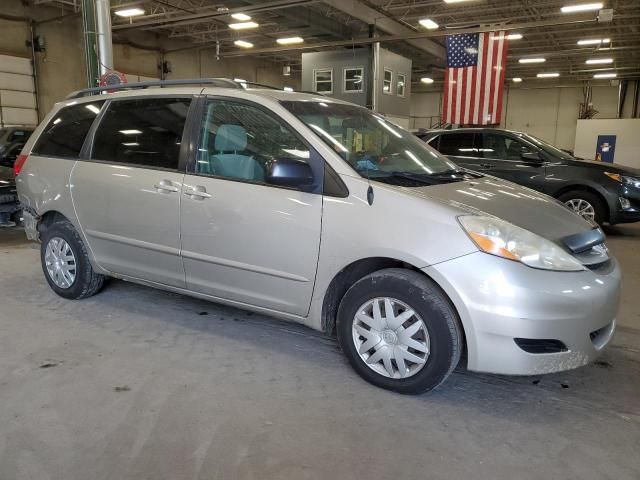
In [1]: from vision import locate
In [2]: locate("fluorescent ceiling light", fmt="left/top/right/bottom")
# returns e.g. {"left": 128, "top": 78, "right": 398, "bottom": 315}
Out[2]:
{"left": 537, "top": 72, "right": 560, "bottom": 78}
{"left": 229, "top": 21, "right": 259, "bottom": 30}
{"left": 85, "top": 104, "right": 100, "bottom": 114}
{"left": 277, "top": 36, "right": 304, "bottom": 45}
{"left": 586, "top": 58, "right": 613, "bottom": 64}
{"left": 420, "top": 77, "right": 434, "bottom": 84}
{"left": 119, "top": 129, "right": 142, "bottom": 135}
{"left": 233, "top": 78, "right": 247, "bottom": 83}
{"left": 114, "top": 7, "right": 145, "bottom": 17}
{"left": 122, "top": 142, "right": 139, "bottom": 146}
{"left": 231, "top": 13, "right": 251, "bottom": 21}
{"left": 419, "top": 18, "right": 439, "bottom": 30}
{"left": 577, "top": 38, "right": 610, "bottom": 45}
{"left": 561, "top": 2, "right": 603, "bottom": 13}
{"left": 519, "top": 57, "right": 546, "bottom": 63}
{"left": 594, "top": 72, "right": 616, "bottom": 78}
{"left": 283, "top": 87, "right": 294, "bottom": 92}
{"left": 512, "top": 77, "right": 523, "bottom": 82}
{"left": 234, "top": 40, "right": 254, "bottom": 48}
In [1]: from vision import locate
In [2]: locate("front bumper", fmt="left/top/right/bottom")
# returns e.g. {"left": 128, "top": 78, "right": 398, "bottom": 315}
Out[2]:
{"left": 424, "top": 252, "right": 621, "bottom": 375}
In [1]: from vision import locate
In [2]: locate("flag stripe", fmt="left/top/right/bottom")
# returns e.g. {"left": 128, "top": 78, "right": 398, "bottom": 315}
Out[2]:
{"left": 473, "top": 33, "right": 485, "bottom": 124}
{"left": 463, "top": 67, "right": 472, "bottom": 124}
{"left": 455, "top": 69, "right": 463, "bottom": 124}
{"left": 495, "top": 33, "right": 509, "bottom": 124}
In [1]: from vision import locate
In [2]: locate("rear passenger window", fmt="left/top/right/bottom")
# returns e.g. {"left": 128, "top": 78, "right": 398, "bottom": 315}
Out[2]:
{"left": 92, "top": 97, "right": 191, "bottom": 170}
{"left": 32, "top": 102, "right": 104, "bottom": 158}
{"left": 437, "top": 133, "right": 476, "bottom": 156}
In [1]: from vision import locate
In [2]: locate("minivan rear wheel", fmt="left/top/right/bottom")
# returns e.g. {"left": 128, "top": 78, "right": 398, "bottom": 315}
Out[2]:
{"left": 558, "top": 190, "right": 606, "bottom": 225}
{"left": 336, "top": 268, "right": 462, "bottom": 394}
{"left": 41, "top": 220, "right": 105, "bottom": 299}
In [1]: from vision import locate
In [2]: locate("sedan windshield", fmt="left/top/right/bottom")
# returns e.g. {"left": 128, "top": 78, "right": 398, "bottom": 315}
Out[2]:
{"left": 280, "top": 100, "right": 458, "bottom": 179}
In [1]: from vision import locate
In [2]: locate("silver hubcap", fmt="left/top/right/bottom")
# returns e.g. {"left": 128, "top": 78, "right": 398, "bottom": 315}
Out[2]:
{"left": 565, "top": 198, "right": 596, "bottom": 221}
{"left": 44, "top": 237, "right": 76, "bottom": 289}
{"left": 352, "top": 297, "right": 430, "bottom": 379}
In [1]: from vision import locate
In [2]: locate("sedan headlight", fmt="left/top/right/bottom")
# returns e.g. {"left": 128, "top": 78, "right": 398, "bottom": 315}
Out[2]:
{"left": 605, "top": 172, "right": 640, "bottom": 189}
{"left": 458, "top": 215, "right": 585, "bottom": 272}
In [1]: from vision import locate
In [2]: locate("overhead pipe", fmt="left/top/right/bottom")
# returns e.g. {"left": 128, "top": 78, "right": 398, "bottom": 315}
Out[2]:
{"left": 95, "top": 0, "right": 113, "bottom": 75}
{"left": 81, "top": 0, "right": 99, "bottom": 87}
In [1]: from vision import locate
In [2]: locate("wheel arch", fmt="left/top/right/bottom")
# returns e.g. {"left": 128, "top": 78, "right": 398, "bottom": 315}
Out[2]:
{"left": 321, "top": 257, "right": 466, "bottom": 349}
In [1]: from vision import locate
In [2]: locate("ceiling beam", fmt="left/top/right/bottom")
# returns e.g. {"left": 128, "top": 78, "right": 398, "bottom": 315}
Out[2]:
{"left": 321, "top": 0, "right": 446, "bottom": 61}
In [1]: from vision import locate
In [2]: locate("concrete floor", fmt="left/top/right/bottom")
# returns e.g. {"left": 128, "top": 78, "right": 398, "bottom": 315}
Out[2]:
{"left": 0, "top": 225, "right": 639, "bottom": 480}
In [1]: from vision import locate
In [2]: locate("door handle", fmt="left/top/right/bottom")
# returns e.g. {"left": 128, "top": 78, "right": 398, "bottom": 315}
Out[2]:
{"left": 184, "top": 185, "right": 211, "bottom": 200}
{"left": 154, "top": 180, "right": 180, "bottom": 193}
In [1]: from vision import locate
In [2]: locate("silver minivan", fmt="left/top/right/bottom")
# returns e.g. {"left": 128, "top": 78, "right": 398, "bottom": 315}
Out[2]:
{"left": 16, "top": 80, "right": 620, "bottom": 393}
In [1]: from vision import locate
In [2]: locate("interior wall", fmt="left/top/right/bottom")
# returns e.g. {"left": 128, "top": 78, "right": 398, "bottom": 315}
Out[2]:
{"left": 164, "top": 50, "right": 300, "bottom": 90}
{"left": 410, "top": 85, "right": 620, "bottom": 151}
{"left": 574, "top": 119, "right": 640, "bottom": 168}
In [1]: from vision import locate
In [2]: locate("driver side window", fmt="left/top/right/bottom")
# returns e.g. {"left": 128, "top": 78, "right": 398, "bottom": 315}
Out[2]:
{"left": 196, "top": 99, "right": 310, "bottom": 183}
{"left": 481, "top": 133, "right": 533, "bottom": 161}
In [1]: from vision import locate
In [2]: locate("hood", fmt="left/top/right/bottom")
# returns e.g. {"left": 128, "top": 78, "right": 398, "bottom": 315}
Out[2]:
{"left": 564, "top": 157, "right": 640, "bottom": 176}
{"left": 401, "top": 175, "right": 594, "bottom": 242}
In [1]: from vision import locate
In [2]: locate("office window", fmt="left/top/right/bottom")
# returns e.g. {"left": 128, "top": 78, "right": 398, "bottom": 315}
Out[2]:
{"left": 344, "top": 67, "right": 364, "bottom": 93}
{"left": 383, "top": 69, "right": 393, "bottom": 94}
{"left": 397, "top": 73, "right": 406, "bottom": 97}
{"left": 314, "top": 69, "right": 333, "bottom": 94}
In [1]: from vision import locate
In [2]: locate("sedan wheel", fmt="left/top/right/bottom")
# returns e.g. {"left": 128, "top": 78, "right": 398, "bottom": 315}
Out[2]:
{"left": 564, "top": 198, "right": 596, "bottom": 221}
{"left": 352, "top": 297, "right": 430, "bottom": 379}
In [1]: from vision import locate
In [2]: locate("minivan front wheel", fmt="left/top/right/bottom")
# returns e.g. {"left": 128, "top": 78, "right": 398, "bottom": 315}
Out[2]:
{"left": 41, "top": 220, "right": 105, "bottom": 299}
{"left": 337, "top": 268, "right": 462, "bottom": 394}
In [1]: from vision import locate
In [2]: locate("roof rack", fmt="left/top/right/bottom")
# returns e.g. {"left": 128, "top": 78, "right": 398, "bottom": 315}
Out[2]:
{"left": 66, "top": 77, "right": 245, "bottom": 99}
{"left": 66, "top": 77, "right": 321, "bottom": 100}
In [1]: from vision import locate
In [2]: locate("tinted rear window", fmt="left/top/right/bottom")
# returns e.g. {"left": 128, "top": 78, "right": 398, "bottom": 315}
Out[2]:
{"left": 91, "top": 97, "right": 191, "bottom": 170}
{"left": 437, "top": 133, "right": 476, "bottom": 156}
{"left": 32, "top": 102, "right": 104, "bottom": 158}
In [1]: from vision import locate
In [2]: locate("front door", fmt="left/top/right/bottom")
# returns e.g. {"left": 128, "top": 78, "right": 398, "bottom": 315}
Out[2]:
{"left": 477, "top": 132, "right": 547, "bottom": 192}
{"left": 72, "top": 96, "right": 192, "bottom": 287}
{"left": 180, "top": 98, "right": 323, "bottom": 316}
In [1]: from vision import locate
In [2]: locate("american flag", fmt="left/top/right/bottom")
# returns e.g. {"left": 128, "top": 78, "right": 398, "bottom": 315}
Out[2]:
{"left": 442, "top": 31, "right": 509, "bottom": 125}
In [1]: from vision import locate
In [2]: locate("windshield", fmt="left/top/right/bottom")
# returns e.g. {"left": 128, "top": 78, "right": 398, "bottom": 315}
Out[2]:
{"left": 517, "top": 133, "right": 574, "bottom": 160}
{"left": 280, "top": 100, "right": 458, "bottom": 178}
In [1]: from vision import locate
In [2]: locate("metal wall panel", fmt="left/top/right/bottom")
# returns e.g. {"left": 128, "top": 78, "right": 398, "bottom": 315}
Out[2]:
{"left": 0, "top": 55, "right": 38, "bottom": 126}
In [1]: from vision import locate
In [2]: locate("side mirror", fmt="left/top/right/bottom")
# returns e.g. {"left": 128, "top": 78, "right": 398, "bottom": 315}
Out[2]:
{"left": 265, "top": 158, "right": 314, "bottom": 188}
{"left": 521, "top": 151, "right": 541, "bottom": 162}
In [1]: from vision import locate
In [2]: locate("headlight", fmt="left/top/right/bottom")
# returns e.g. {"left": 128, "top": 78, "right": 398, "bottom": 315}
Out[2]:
{"left": 605, "top": 172, "right": 640, "bottom": 189}
{"left": 458, "top": 215, "right": 585, "bottom": 272}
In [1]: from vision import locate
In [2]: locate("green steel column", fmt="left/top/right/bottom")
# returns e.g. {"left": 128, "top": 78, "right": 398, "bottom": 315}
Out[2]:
{"left": 82, "top": 0, "right": 99, "bottom": 88}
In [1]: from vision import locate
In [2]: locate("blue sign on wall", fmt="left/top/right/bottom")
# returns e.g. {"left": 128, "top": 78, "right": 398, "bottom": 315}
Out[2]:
{"left": 596, "top": 135, "right": 616, "bottom": 163}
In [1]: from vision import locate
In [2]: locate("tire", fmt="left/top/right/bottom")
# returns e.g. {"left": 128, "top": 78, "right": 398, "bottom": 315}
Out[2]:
{"left": 557, "top": 190, "right": 607, "bottom": 225}
{"left": 336, "top": 268, "right": 462, "bottom": 394}
{"left": 40, "top": 220, "right": 104, "bottom": 299}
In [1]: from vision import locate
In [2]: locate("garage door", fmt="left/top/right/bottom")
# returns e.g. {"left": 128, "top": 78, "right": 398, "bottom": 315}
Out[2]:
{"left": 0, "top": 54, "right": 38, "bottom": 127}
